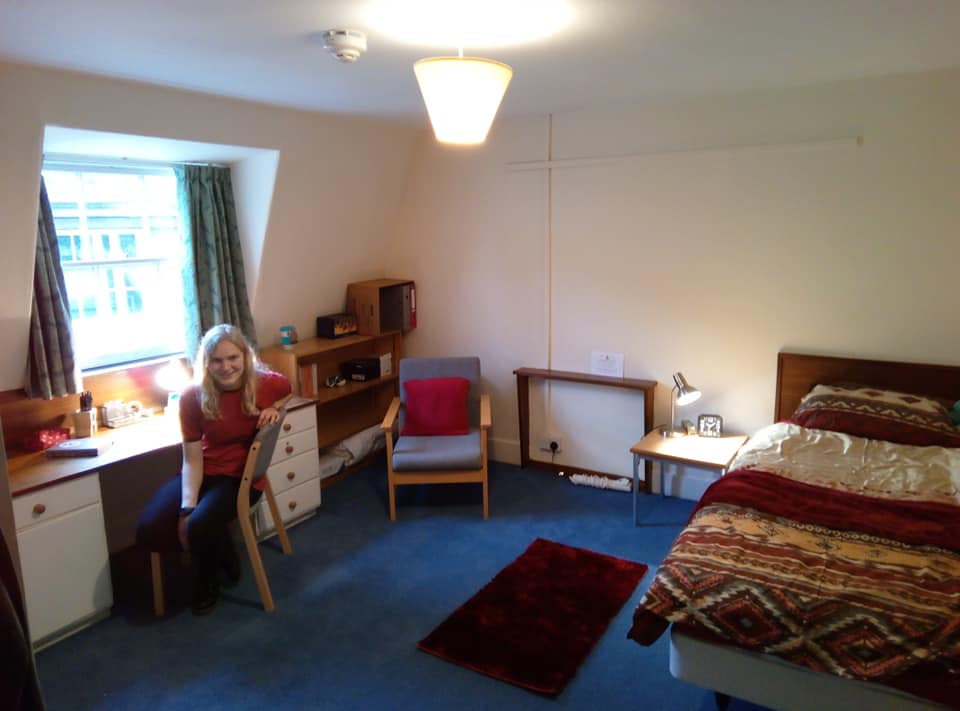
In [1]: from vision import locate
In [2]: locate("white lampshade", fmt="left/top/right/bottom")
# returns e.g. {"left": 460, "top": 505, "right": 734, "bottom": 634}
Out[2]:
{"left": 672, "top": 372, "right": 702, "bottom": 406}
{"left": 413, "top": 56, "right": 513, "bottom": 145}
{"left": 155, "top": 358, "right": 191, "bottom": 393}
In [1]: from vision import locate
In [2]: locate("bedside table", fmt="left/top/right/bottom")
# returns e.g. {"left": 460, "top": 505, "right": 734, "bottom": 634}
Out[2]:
{"left": 629, "top": 431, "right": 749, "bottom": 524}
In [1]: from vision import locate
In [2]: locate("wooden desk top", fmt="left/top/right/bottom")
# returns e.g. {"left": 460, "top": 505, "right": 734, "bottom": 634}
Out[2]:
{"left": 630, "top": 431, "right": 749, "bottom": 470}
{"left": 8, "top": 396, "right": 316, "bottom": 497}
{"left": 9, "top": 415, "right": 182, "bottom": 497}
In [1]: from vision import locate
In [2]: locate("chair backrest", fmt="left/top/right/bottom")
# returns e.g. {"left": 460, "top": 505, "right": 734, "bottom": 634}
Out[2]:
{"left": 243, "top": 408, "right": 287, "bottom": 485}
{"left": 398, "top": 357, "right": 481, "bottom": 431}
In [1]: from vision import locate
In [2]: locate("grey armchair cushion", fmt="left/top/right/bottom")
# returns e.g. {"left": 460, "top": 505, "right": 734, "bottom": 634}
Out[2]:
{"left": 391, "top": 428, "right": 483, "bottom": 471}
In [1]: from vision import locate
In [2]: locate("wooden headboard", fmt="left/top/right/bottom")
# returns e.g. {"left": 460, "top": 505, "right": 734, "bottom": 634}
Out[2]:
{"left": 775, "top": 352, "right": 960, "bottom": 423}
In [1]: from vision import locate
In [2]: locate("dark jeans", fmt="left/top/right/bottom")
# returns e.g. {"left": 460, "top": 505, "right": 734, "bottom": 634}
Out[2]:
{"left": 136, "top": 474, "right": 261, "bottom": 583}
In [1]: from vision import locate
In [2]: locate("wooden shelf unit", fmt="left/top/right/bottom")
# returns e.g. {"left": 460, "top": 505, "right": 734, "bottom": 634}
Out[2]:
{"left": 259, "top": 332, "right": 402, "bottom": 450}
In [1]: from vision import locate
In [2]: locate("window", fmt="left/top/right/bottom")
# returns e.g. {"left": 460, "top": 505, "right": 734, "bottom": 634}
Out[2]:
{"left": 42, "top": 164, "right": 188, "bottom": 370}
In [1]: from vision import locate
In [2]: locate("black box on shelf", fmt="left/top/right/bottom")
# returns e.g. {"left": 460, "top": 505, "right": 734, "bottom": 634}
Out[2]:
{"left": 316, "top": 312, "right": 357, "bottom": 339}
{"left": 340, "top": 358, "right": 381, "bottom": 382}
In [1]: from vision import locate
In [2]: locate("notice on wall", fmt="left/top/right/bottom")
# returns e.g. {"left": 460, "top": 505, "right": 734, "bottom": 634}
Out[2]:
{"left": 590, "top": 351, "right": 624, "bottom": 378}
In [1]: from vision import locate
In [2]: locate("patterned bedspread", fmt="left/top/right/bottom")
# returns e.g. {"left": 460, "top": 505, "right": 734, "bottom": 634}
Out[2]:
{"left": 629, "top": 425, "right": 960, "bottom": 706}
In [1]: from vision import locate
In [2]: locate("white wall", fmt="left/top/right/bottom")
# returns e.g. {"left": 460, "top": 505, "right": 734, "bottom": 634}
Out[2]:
{"left": 4, "top": 60, "right": 960, "bottom": 498}
{"left": 391, "top": 69, "right": 960, "bottom": 495}
{"left": 0, "top": 60, "right": 419, "bottom": 388}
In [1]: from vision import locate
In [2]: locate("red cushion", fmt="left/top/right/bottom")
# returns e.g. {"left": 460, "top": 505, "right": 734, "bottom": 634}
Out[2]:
{"left": 402, "top": 377, "right": 470, "bottom": 436}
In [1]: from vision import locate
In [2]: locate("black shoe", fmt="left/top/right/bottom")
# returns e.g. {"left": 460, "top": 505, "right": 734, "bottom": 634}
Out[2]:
{"left": 191, "top": 576, "right": 220, "bottom": 616}
{"left": 219, "top": 539, "right": 242, "bottom": 589}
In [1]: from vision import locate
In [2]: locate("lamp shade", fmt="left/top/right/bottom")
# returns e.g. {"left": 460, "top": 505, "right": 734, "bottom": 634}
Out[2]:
{"left": 413, "top": 56, "right": 513, "bottom": 145}
{"left": 672, "top": 372, "right": 702, "bottom": 406}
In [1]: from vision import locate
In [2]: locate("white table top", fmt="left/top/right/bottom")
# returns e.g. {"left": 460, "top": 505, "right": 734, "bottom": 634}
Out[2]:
{"left": 630, "top": 430, "right": 749, "bottom": 470}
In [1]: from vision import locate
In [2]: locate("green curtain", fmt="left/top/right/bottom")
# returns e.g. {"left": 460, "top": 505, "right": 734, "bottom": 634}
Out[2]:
{"left": 176, "top": 165, "right": 257, "bottom": 359}
{"left": 25, "top": 177, "right": 80, "bottom": 399}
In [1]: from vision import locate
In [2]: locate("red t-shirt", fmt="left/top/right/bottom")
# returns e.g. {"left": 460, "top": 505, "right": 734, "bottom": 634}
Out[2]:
{"left": 179, "top": 370, "right": 291, "bottom": 486}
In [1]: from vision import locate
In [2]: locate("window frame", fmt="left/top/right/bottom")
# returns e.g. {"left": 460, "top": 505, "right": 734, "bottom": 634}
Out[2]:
{"left": 41, "top": 160, "right": 189, "bottom": 372}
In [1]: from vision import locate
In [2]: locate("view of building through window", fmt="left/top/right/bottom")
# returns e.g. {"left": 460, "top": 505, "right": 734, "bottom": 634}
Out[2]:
{"left": 42, "top": 165, "right": 188, "bottom": 370}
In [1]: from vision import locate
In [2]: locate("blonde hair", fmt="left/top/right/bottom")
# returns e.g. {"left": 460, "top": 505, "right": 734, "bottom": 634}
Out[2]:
{"left": 194, "top": 324, "right": 261, "bottom": 420}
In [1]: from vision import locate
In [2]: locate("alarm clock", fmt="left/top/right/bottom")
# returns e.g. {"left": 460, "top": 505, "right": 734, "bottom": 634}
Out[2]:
{"left": 698, "top": 414, "right": 723, "bottom": 437}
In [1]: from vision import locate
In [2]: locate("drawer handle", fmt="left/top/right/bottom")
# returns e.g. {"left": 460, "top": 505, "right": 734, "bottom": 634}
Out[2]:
{"left": 288, "top": 500, "right": 298, "bottom": 511}
{"left": 33, "top": 503, "right": 46, "bottom": 515}
{"left": 286, "top": 471, "right": 296, "bottom": 481}
{"left": 285, "top": 444, "right": 294, "bottom": 455}
{"left": 283, "top": 422, "right": 292, "bottom": 432}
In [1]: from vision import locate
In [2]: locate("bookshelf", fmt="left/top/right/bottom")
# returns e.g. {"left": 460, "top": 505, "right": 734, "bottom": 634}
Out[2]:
{"left": 259, "top": 332, "right": 402, "bottom": 450}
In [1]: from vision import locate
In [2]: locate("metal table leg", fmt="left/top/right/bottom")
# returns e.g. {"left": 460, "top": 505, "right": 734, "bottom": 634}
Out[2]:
{"left": 632, "top": 452, "right": 641, "bottom": 525}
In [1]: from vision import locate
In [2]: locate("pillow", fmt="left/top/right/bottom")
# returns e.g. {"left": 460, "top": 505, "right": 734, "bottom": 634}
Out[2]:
{"left": 790, "top": 383, "right": 960, "bottom": 447}
{"left": 401, "top": 377, "right": 470, "bottom": 436}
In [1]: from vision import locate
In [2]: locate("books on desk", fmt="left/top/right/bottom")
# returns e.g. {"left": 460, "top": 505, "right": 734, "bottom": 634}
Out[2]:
{"left": 46, "top": 437, "right": 114, "bottom": 458}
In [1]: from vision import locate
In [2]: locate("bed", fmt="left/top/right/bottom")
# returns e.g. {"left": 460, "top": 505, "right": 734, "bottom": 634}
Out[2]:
{"left": 629, "top": 351, "right": 960, "bottom": 710}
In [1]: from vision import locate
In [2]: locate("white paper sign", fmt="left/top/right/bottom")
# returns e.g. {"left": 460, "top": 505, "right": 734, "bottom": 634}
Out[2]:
{"left": 590, "top": 351, "right": 624, "bottom": 378}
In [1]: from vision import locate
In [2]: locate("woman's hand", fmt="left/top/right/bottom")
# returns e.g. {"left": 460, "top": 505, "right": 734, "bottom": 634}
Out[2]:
{"left": 257, "top": 406, "right": 280, "bottom": 427}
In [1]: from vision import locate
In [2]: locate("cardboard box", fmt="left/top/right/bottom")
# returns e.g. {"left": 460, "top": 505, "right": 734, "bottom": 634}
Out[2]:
{"left": 346, "top": 279, "right": 415, "bottom": 335}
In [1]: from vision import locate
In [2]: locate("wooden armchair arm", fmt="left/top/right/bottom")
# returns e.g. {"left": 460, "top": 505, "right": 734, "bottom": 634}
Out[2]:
{"left": 381, "top": 397, "right": 401, "bottom": 431}
{"left": 480, "top": 393, "right": 491, "bottom": 429}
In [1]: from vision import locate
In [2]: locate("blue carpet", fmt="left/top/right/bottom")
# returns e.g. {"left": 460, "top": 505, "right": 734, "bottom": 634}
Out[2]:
{"left": 35, "top": 460, "right": 768, "bottom": 710}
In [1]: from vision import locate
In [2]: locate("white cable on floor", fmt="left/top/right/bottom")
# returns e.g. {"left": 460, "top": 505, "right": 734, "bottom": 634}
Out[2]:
{"left": 565, "top": 473, "right": 631, "bottom": 492}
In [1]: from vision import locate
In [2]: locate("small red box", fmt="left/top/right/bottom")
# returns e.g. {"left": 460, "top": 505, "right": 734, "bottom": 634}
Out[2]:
{"left": 23, "top": 427, "right": 71, "bottom": 452}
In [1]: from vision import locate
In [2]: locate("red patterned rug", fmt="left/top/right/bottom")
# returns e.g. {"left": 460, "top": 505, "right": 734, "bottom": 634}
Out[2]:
{"left": 417, "top": 538, "right": 648, "bottom": 696}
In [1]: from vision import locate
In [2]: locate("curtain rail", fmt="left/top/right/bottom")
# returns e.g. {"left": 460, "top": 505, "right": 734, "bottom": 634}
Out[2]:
{"left": 43, "top": 153, "right": 228, "bottom": 172}
{"left": 507, "top": 135, "right": 863, "bottom": 171}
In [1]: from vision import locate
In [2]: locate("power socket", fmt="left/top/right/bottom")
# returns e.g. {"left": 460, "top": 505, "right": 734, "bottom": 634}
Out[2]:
{"left": 538, "top": 436, "right": 563, "bottom": 454}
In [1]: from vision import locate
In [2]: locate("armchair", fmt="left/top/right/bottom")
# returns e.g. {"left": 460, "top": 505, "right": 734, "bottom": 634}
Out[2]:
{"left": 381, "top": 357, "right": 491, "bottom": 521}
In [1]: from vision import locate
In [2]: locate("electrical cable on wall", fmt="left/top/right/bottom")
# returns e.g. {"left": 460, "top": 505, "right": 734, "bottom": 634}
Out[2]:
{"left": 542, "top": 112, "right": 555, "bottom": 453}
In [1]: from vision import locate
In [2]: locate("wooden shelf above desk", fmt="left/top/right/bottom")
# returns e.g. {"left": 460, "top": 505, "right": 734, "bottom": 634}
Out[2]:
{"left": 513, "top": 367, "right": 657, "bottom": 491}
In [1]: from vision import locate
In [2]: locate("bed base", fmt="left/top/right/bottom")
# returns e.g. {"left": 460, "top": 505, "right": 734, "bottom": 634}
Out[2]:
{"left": 670, "top": 629, "right": 946, "bottom": 711}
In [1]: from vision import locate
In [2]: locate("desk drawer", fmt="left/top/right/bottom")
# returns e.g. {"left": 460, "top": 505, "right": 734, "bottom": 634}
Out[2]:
{"left": 266, "top": 448, "right": 320, "bottom": 495}
{"left": 14, "top": 475, "right": 102, "bottom": 531}
{"left": 272, "top": 429, "right": 317, "bottom": 465}
{"left": 279, "top": 406, "right": 316, "bottom": 437}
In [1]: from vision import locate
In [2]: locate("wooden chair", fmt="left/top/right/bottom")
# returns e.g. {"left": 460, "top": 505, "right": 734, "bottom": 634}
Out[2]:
{"left": 381, "top": 357, "right": 491, "bottom": 521}
{"left": 149, "top": 411, "right": 293, "bottom": 615}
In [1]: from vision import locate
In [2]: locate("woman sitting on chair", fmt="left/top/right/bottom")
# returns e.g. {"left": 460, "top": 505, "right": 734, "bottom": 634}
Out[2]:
{"left": 137, "top": 324, "right": 291, "bottom": 615}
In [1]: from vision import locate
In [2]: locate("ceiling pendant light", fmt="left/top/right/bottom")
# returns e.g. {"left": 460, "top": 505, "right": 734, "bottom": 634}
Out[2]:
{"left": 413, "top": 51, "right": 513, "bottom": 145}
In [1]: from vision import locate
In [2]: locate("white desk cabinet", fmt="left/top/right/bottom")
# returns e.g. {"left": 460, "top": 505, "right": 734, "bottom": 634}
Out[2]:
{"left": 256, "top": 403, "right": 321, "bottom": 537}
{"left": 13, "top": 473, "right": 112, "bottom": 648}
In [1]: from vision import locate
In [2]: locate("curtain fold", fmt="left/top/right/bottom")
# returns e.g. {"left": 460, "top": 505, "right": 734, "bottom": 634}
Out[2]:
{"left": 25, "top": 177, "right": 79, "bottom": 399}
{"left": 176, "top": 165, "right": 257, "bottom": 359}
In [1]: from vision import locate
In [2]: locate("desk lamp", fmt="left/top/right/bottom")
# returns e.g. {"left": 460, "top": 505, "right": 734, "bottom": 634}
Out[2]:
{"left": 661, "top": 372, "right": 702, "bottom": 437}
{"left": 156, "top": 358, "right": 191, "bottom": 416}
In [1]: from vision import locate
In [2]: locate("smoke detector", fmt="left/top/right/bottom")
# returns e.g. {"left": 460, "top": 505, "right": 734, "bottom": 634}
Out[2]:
{"left": 321, "top": 29, "right": 367, "bottom": 63}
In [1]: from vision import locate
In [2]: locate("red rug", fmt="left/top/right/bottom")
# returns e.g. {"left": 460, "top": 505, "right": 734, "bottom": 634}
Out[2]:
{"left": 417, "top": 538, "right": 648, "bottom": 696}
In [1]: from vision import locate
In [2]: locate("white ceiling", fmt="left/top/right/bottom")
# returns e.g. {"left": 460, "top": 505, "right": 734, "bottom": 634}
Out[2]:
{"left": 3, "top": 0, "right": 960, "bottom": 126}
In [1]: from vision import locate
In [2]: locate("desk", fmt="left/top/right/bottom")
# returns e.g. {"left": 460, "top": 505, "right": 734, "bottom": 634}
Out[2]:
{"left": 629, "top": 431, "right": 749, "bottom": 525}
{"left": 514, "top": 367, "right": 657, "bottom": 486}
{"left": 9, "top": 414, "right": 182, "bottom": 497}
{"left": 9, "top": 414, "right": 182, "bottom": 648}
